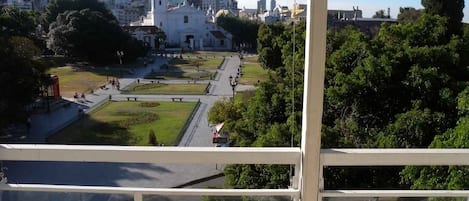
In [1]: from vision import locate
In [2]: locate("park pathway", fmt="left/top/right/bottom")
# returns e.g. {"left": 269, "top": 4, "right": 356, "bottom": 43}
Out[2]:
{"left": 2, "top": 54, "right": 249, "bottom": 201}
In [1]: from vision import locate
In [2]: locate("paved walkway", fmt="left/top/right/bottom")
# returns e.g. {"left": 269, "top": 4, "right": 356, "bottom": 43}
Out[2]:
{"left": 2, "top": 54, "right": 251, "bottom": 201}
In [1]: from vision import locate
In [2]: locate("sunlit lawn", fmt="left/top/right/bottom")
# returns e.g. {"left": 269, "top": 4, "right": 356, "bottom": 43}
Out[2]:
{"left": 123, "top": 83, "right": 208, "bottom": 95}
{"left": 243, "top": 56, "right": 259, "bottom": 63}
{"left": 239, "top": 63, "right": 269, "bottom": 85}
{"left": 145, "top": 70, "right": 216, "bottom": 80}
{"left": 48, "top": 101, "right": 197, "bottom": 146}
{"left": 47, "top": 66, "right": 130, "bottom": 97}
{"left": 182, "top": 51, "right": 236, "bottom": 57}
{"left": 168, "top": 58, "right": 223, "bottom": 70}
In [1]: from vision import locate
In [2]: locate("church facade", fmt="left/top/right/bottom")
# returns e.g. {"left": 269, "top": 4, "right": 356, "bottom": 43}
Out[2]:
{"left": 134, "top": 0, "right": 233, "bottom": 50}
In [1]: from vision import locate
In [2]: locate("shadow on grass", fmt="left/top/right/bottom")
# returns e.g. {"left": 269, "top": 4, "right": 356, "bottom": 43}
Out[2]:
{"left": 48, "top": 111, "right": 158, "bottom": 145}
{"left": 144, "top": 70, "right": 214, "bottom": 80}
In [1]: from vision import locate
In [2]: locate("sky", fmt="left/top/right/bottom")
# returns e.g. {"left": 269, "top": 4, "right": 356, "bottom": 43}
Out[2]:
{"left": 236, "top": 0, "right": 469, "bottom": 22}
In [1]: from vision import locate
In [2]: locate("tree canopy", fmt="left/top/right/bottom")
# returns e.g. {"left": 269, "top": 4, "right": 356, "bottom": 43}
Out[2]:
{"left": 0, "top": 7, "right": 47, "bottom": 129}
{"left": 46, "top": 9, "right": 147, "bottom": 63}
{"left": 217, "top": 7, "right": 469, "bottom": 190}
{"left": 43, "top": 0, "right": 115, "bottom": 31}
{"left": 216, "top": 15, "right": 259, "bottom": 51}
{"left": 421, "top": 0, "right": 465, "bottom": 37}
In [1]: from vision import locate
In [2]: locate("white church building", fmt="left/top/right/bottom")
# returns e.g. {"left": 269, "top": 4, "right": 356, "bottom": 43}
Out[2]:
{"left": 132, "top": 0, "right": 233, "bottom": 50}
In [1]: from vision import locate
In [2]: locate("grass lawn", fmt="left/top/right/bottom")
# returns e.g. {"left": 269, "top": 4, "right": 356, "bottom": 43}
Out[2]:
{"left": 234, "top": 90, "right": 256, "bottom": 104}
{"left": 123, "top": 83, "right": 208, "bottom": 95}
{"left": 182, "top": 51, "right": 236, "bottom": 57}
{"left": 48, "top": 101, "right": 197, "bottom": 146}
{"left": 145, "top": 70, "right": 216, "bottom": 80}
{"left": 239, "top": 63, "right": 269, "bottom": 85}
{"left": 243, "top": 56, "right": 259, "bottom": 63}
{"left": 48, "top": 66, "right": 131, "bottom": 97}
{"left": 168, "top": 58, "right": 223, "bottom": 70}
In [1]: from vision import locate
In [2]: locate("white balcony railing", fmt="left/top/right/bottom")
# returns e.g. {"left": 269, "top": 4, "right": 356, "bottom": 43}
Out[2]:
{"left": 2, "top": 1, "right": 468, "bottom": 201}
{"left": 3, "top": 145, "right": 469, "bottom": 201}
{"left": 0, "top": 144, "right": 301, "bottom": 201}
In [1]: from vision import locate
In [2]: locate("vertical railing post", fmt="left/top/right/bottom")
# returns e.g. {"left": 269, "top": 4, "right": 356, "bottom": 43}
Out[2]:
{"left": 134, "top": 192, "right": 143, "bottom": 201}
{"left": 301, "top": 0, "right": 328, "bottom": 201}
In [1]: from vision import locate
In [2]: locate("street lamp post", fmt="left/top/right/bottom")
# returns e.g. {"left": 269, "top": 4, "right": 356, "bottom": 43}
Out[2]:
{"left": 228, "top": 75, "right": 238, "bottom": 101}
{"left": 116, "top": 50, "right": 124, "bottom": 65}
{"left": 116, "top": 50, "right": 124, "bottom": 77}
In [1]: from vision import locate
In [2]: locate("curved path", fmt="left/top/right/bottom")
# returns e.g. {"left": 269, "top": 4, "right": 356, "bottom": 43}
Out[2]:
{"left": 2, "top": 55, "right": 249, "bottom": 201}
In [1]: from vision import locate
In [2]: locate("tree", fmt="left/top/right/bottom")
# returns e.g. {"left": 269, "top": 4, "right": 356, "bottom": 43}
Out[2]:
{"left": 257, "top": 22, "right": 285, "bottom": 70}
{"left": 43, "top": 0, "right": 115, "bottom": 31}
{"left": 224, "top": 20, "right": 306, "bottom": 189}
{"left": 0, "top": 7, "right": 46, "bottom": 130}
{"left": 401, "top": 87, "right": 469, "bottom": 192}
{"left": 421, "top": 0, "right": 465, "bottom": 37}
{"left": 47, "top": 9, "right": 147, "bottom": 63}
{"left": 397, "top": 7, "right": 422, "bottom": 23}
{"left": 216, "top": 15, "right": 259, "bottom": 50}
{"left": 372, "top": 9, "right": 389, "bottom": 18}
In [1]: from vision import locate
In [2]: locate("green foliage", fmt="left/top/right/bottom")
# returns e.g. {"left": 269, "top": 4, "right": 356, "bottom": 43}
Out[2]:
{"left": 0, "top": 7, "right": 38, "bottom": 37}
{"left": 222, "top": 5, "right": 469, "bottom": 191}
{"left": 46, "top": 9, "right": 147, "bottom": 63}
{"left": 257, "top": 23, "right": 285, "bottom": 70}
{"left": 421, "top": 0, "right": 465, "bottom": 37}
{"left": 397, "top": 7, "right": 422, "bottom": 23}
{"left": 43, "top": 0, "right": 115, "bottom": 31}
{"left": 216, "top": 15, "right": 259, "bottom": 50}
{"left": 323, "top": 13, "right": 468, "bottom": 189}
{"left": 0, "top": 7, "right": 47, "bottom": 129}
{"left": 372, "top": 10, "right": 389, "bottom": 18}
{"left": 208, "top": 99, "right": 242, "bottom": 124}
{"left": 223, "top": 20, "right": 306, "bottom": 189}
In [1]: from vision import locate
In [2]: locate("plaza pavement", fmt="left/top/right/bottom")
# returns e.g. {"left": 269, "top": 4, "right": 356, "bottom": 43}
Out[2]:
{"left": 2, "top": 55, "right": 248, "bottom": 201}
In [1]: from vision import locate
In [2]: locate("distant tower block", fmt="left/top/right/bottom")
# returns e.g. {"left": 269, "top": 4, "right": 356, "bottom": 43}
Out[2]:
{"left": 270, "top": 0, "right": 276, "bottom": 11}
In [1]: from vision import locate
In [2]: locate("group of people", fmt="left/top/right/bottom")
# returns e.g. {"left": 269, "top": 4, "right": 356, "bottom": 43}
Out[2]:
{"left": 110, "top": 78, "right": 120, "bottom": 90}
{"left": 73, "top": 92, "right": 86, "bottom": 102}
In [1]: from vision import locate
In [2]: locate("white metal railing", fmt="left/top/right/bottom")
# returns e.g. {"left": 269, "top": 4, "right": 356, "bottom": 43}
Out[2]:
{"left": 320, "top": 149, "right": 469, "bottom": 199}
{"left": 0, "top": 144, "right": 301, "bottom": 201}
{"left": 3, "top": 145, "right": 469, "bottom": 201}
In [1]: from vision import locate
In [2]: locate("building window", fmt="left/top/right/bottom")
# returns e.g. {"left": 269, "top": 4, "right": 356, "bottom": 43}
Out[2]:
{"left": 220, "top": 40, "right": 224, "bottom": 46}
{"left": 160, "top": 22, "right": 163, "bottom": 27}
{"left": 184, "top": 16, "right": 188, "bottom": 23}
{"left": 159, "top": 0, "right": 161, "bottom": 5}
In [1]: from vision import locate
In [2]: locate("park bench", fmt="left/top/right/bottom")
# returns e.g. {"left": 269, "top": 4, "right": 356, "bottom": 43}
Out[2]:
{"left": 171, "top": 97, "right": 183, "bottom": 102}
{"left": 127, "top": 97, "right": 138, "bottom": 101}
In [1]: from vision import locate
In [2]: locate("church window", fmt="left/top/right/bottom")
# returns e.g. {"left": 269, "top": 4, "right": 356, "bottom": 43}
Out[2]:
{"left": 184, "top": 16, "right": 189, "bottom": 23}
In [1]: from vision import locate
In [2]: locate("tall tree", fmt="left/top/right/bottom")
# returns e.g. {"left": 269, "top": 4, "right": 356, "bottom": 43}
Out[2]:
{"left": 421, "top": 0, "right": 465, "bottom": 36}
{"left": 43, "top": 0, "right": 115, "bottom": 31}
{"left": 257, "top": 22, "right": 285, "bottom": 70}
{"left": 47, "top": 9, "right": 147, "bottom": 63}
{"left": 397, "top": 7, "right": 422, "bottom": 23}
{"left": 223, "top": 20, "right": 306, "bottom": 189}
{"left": 372, "top": 9, "right": 389, "bottom": 18}
{"left": 216, "top": 15, "right": 259, "bottom": 51}
{"left": 0, "top": 7, "right": 47, "bottom": 129}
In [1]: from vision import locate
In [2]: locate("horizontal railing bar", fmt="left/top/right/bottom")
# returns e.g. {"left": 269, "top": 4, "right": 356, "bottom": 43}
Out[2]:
{"left": 0, "top": 144, "right": 300, "bottom": 164}
{"left": 323, "top": 190, "right": 469, "bottom": 197}
{"left": 321, "top": 149, "right": 469, "bottom": 166}
{"left": 0, "top": 184, "right": 300, "bottom": 197}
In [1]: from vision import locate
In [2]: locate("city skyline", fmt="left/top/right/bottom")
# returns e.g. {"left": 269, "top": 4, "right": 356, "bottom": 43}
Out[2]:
{"left": 237, "top": 0, "right": 469, "bottom": 22}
